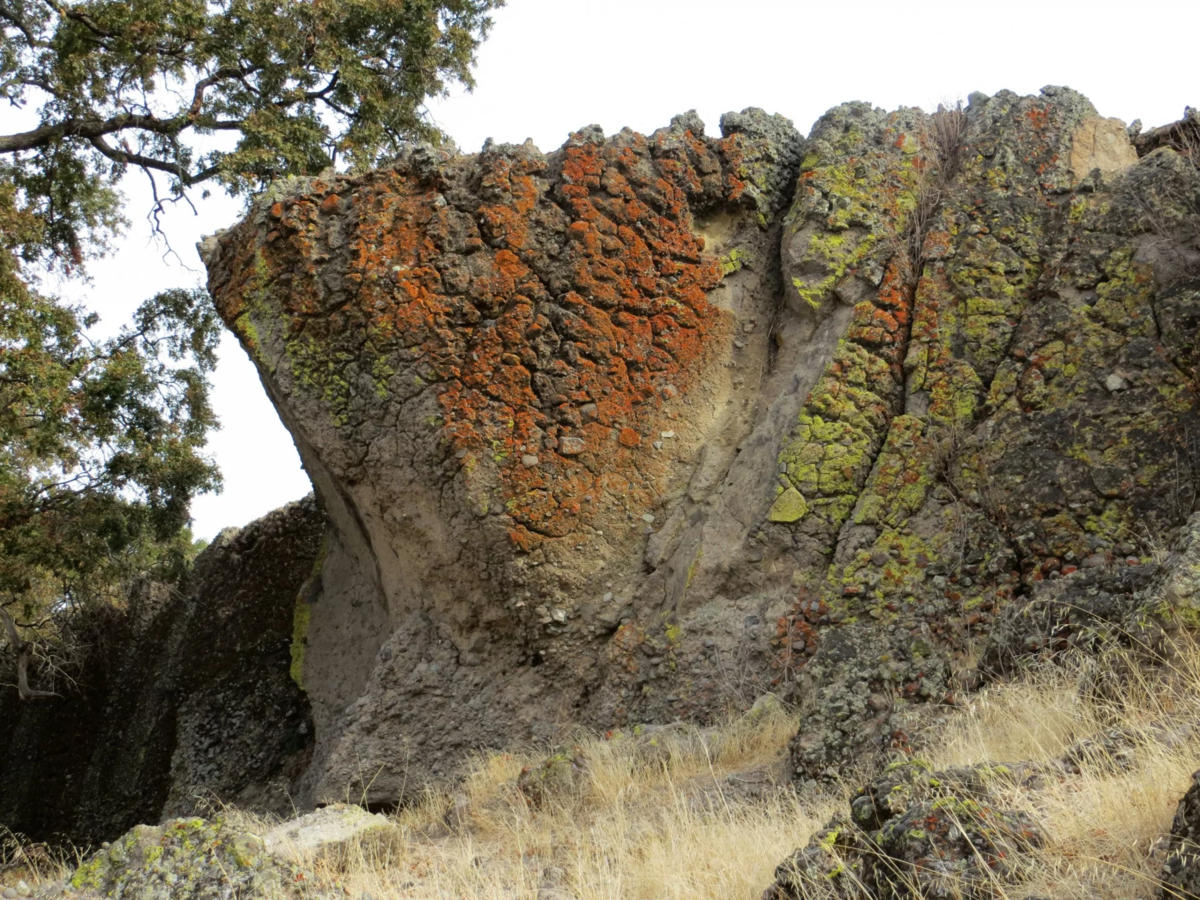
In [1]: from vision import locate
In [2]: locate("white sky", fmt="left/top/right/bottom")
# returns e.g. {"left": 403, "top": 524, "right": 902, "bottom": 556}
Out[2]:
{"left": 21, "top": 0, "right": 1199, "bottom": 539}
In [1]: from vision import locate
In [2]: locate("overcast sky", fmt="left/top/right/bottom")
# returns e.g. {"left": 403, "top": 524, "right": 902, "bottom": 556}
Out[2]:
{"left": 45, "top": 0, "right": 1200, "bottom": 539}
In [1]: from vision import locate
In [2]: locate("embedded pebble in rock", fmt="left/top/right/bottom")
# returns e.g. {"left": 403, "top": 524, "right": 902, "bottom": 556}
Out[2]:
{"left": 1105, "top": 373, "right": 1129, "bottom": 392}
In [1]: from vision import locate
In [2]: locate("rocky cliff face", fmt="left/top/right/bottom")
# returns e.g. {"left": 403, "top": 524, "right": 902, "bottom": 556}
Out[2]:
{"left": 0, "top": 498, "right": 324, "bottom": 845}
{"left": 200, "top": 88, "right": 1200, "bottom": 807}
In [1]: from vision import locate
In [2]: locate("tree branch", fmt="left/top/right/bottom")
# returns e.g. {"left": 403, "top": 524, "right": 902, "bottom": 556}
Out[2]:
{"left": 305, "top": 71, "right": 340, "bottom": 101}
{"left": 0, "top": 111, "right": 183, "bottom": 153}
{"left": 0, "top": 606, "right": 59, "bottom": 700}
{"left": 0, "top": 2, "right": 46, "bottom": 47}
{"left": 87, "top": 134, "right": 221, "bottom": 186}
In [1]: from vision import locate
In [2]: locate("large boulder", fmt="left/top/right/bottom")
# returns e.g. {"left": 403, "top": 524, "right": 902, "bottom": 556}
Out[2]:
{"left": 202, "top": 108, "right": 811, "bottom": 805}
{"left": 199, "top": 88, "right": 1200, "bottom": 807}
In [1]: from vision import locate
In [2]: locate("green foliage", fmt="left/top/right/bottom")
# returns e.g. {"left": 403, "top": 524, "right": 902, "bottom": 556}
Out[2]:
{"left": 0, "top": 0, "right": 502, "bottom": 695}
{"left": 0, "top": 0, "right": 503, "bottom": 265}
{"left": 0, "top": 179, "right": 218, "bottom": 691}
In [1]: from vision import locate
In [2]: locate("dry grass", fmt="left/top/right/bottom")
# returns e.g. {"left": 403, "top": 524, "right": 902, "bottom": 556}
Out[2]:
{"left": 267, "top": 707, "right": 836, "bottom": 900}
{"left": 7, "top": 641, "right": 1200, "bottom": 899}
{"left": 929, "top": 640, "right": 1200, "bottom": 900}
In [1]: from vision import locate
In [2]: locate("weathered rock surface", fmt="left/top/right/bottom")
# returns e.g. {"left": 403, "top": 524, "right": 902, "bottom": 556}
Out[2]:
{"left": 203, "top": 107, "right": 810, "bottom": 804}
{"left": 764, "top": 761, "right": 1044, "bottom": 899}
{"left": 1162, "top": 768, "right": 1200, "bottom": 900}
{"left": 58, "top": 817, "right": 310, "bottom": 900}
{"left": 195, "top": 87, "right": 1200, "bottom": 807}
{"left": 262, "top": 803, "right": 391, "bottom": 864}
{"left": 0, "top": 498, "right": 325, "bottom": 845}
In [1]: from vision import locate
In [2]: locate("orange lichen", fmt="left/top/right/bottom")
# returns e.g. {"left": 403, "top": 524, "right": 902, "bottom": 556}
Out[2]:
{"left": 213, "top": 129, "right": 752, "bottom": 550}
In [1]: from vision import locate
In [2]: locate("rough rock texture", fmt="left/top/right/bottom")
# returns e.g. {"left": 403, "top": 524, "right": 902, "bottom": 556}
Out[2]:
{"left": 262, "top": 804, "right": 391, "bottom": 865}
{"left": 0, "top": 498, "right": 325, "bottom": 845}
{"left": 982, "top": 510, "right": 1200, "bottom": 686}
{"left": 763, "top": 761, "right": 1044, "bottom": 899}
{"left": 202, "top": 107, "right": 810, "bottom": 805}
{"left": 1162, "top": 768, "right": 1200, "bottom": 900}
{"left": 200, "top": 88, "right": 1200, "bottom": 806}
{"left": 59, "top": 817, "right": 310, "bottom": 900}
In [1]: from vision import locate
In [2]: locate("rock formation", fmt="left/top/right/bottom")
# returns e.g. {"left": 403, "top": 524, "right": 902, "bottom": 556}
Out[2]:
{"left": 198, "top": 86, "right": 1200, "bottom": 808}
{"left": 0, "top": 498, "right": 324, "bottom": 844}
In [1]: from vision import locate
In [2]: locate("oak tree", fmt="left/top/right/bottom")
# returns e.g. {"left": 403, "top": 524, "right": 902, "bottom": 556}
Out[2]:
{"left": 0, "top": 0, "right": 502, "bottom": 697}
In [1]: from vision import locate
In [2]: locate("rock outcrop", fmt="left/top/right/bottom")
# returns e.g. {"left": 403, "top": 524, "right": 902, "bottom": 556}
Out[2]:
{"left": 0, "top": 498, "right": 325, "bottom": 845}
{"left": 198, "top": 87, "right": 1200, "bottom": 808}
{"left": 764, "top": 761, "right": 1044, "bottom": 900}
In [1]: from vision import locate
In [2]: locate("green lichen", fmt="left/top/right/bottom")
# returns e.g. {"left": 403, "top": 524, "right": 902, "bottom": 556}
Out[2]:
{"left": 721, "top": 247, "right": 751, "bottom": 275}
{"left": 286, "top": 332, "right": 355, "bottom": 428}
{"left": 290, "top": 538, "right": 326, "bottom": 691}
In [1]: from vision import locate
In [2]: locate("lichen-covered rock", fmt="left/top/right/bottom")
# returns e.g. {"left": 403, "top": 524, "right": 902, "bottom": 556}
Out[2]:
{"left": 199, "top": 88, "right": 1200, "bottom": 807}
{"left": 62, "top": 817, "right": 310, "bottom": 900}
{"left": 765, "top": 762, "right": 1044, "bottom": 900}
{"left": 1162, "top": 769, "right": 1200, "bottom": 900}
{"left": 516, "top": 749, "right": 587, "bottom": 807}
{"left": 203, "top": 108, "right": 809, "bottom": 805}
{"left": 779, "top": 87, "right": 1200, "bottom": 783}
{"left": 982, "top": 512, "right": 1200, "bottom": 685}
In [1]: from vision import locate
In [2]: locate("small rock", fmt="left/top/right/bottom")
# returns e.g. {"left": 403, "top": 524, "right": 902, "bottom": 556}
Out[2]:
{"left": 64, "top": 818, "right": 306, "bottom": 899}
{"left": 521, "top": 454, "right": 540, "bottom": 468}
{"left": 264, "top": 803, "right": 392, "bottom": 864}
{"left": 768, "top": 487, "right": 808, "bottom": 524}
{"left": 660, "top": 430, "right": 675, "bottom": 439}
{"left": 1082, "top": 553, "right": 1107, "bottom": 568}
{"left": 1105, "top": 373, "right": 1128, "bottom": 392}
{"left": 559, "top": 436, "right": 586, "bottom": 455}
{"left": 641, "top": 514, "right": 655, "bottom": 524}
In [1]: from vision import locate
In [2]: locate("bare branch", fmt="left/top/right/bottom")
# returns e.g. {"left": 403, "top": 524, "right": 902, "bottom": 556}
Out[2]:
{"left": 86, "top": 133, "right": 220, "bottom": 186}
{"left": 0, "top": 606, "right": 59, "bottom": 700}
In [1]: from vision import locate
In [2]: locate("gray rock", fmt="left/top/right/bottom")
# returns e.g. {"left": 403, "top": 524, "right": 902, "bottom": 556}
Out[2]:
{"left": 263, "top": 803, "right": 392, "bottom": 864}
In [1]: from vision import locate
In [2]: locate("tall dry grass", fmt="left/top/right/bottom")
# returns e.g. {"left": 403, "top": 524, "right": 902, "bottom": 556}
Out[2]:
{"left": 923, "top": 638, "right": 1200, "bottom": 900}
{"left": 274, "top": 707, "right": 836, "bottom": 900}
